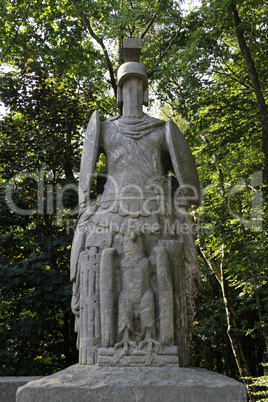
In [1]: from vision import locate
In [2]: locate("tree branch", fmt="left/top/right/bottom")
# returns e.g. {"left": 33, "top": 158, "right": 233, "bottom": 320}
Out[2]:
{"left": 216, "top": 59, "right": 251, "bottom": 89}
{"left": 198, "top": 239, "right": 222, "bottom": 283}
{"left": 148, "top": 23, "right": 182, "bottom": 79}
{"left": 70, "top": 0, "right": 117, "bottom": 98}
{"left": 1, "top": 29, "right": 20, "bottom": 63}
{"left": 1, "top": 3, "right": 30, "bottom": 63}
{"left": 70, "top": 77, "right": 111, "bottom": 115}
{"left": 141, "top": 12, "right": 157, "bottom": 39}
{"left": 230, "top": 0, "right": 268, "bottom": 180}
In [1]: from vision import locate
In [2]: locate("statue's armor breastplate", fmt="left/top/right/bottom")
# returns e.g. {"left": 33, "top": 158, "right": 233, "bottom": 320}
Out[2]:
{"left": 105, "top": 126, "right": 163, "bottom": 185}
{"left": 90, "top": 118, "right": 173, "bottom": 233}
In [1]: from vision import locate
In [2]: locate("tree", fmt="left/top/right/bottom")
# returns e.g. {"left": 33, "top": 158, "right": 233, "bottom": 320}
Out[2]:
{"left": 0, "top": 65, "right": 93, "bottom": 374}
{"left": 230, "top": 0, "right": 268, "bottom": 179}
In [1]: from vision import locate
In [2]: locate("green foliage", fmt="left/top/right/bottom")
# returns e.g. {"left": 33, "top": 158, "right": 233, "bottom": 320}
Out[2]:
{"left": 245, "top": 363, "right": 268, "bottom": 401}
{"left": 191, "top": 260, "right": 239, "bottom": 378}
{"left": 0, "top": 66, "right": 92, "bottom": 374}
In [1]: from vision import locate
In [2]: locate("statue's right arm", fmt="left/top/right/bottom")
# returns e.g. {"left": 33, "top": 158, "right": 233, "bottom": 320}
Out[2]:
{"left": 70, "top": 111, "right": 101, "bottom": 282}
{"left": 78, "top": 110, "right": 101, "bottom": 212}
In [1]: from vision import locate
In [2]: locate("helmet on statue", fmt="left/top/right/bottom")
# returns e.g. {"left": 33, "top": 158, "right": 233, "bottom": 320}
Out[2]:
{"left": 117, "top": 38, "right": 148, "bottom": 107}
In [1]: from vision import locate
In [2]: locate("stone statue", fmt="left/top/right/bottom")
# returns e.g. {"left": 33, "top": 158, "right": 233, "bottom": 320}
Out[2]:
{"left": 70, "top": 38, "right": 200, "bottom": 367}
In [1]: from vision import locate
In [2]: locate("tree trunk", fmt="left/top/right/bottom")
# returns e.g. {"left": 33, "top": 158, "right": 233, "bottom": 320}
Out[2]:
{"left": 219, "top": 253, "right": 252, "bottom": 379}
{"left": 198, "top": 242, "right": 252, "bottom": 381}
{"left": 230, "top": 1, "right": 268, "bottom": 180}
{"left": 238, "top": 202, "right": 268, "bottom": 354}
{"left": 70, "top": 0, "right": 117, "bottom": 97}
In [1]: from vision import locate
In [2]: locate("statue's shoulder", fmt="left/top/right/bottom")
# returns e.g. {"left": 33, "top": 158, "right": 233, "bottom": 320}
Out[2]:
{"left": 141, "top": 113, "right": 165, "bottom": 126}
{"left": 100, "top": 115, "right": 120, "bottom": 140}
{"left": 100, "top": 114, "right": 166, "bottom": 140}
{"left": 101, "top": 114, "right": 120, "bottom": 126}
{"left": 102, "top": 115, "right": 120, "bottom": 125}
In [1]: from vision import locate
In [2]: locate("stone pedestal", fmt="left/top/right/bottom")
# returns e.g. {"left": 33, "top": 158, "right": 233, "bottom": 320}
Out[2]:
{"left": 0, "top": 377, "right": 41, "bottom": 402}
{"left": 16, "top": 364, "right": 247, "bottom": 402}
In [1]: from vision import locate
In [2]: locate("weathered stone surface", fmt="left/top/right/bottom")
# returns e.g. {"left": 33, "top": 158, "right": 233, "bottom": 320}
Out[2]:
{"left": 70, "top": 38, "right": 201, "bottom": 367}
{"left": 16, "top": 365, "right": 247, "bottom": 402}
{"left": 97, "top": 345, "right": 178, "bottom": 366}
{"left": 0, "top": 377, "right": 40, "bottom": 402}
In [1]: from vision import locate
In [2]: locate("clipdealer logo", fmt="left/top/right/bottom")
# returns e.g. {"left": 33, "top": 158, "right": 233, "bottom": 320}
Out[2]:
{"left": 4, "top": 169, "right": 263, "bottom": 233}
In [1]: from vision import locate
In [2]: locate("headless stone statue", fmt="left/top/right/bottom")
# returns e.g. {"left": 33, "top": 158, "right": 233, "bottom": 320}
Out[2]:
{"left": 70, "top": 38, "right": 200, "bottom": 366}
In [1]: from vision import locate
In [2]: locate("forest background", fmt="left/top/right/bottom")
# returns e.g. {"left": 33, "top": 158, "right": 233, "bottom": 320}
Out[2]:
{"left": 0, "top": 0, "right": 267, "bottom": 400}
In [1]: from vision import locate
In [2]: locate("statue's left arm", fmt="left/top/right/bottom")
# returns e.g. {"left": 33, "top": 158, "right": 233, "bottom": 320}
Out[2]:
{"left": 165, "top": 119, "right": 201, "bottom": 307}
{"left": 165, "top": 120, "right": 200, "bottom": 205}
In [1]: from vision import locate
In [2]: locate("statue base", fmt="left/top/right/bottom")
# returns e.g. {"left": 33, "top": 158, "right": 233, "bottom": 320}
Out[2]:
{"left": 98, "top": 346, "right": 178, "bottom": 366}
{"left": 16, "top": 364, "right": 247, "bottom": 402}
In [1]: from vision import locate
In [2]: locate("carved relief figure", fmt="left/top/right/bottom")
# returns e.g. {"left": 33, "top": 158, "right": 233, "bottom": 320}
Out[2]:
{"left": 115, "top": 231, "right": 158, "bottom": 354}
{"left": 70, "top": 38, "right": 200, "bottom": 366}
